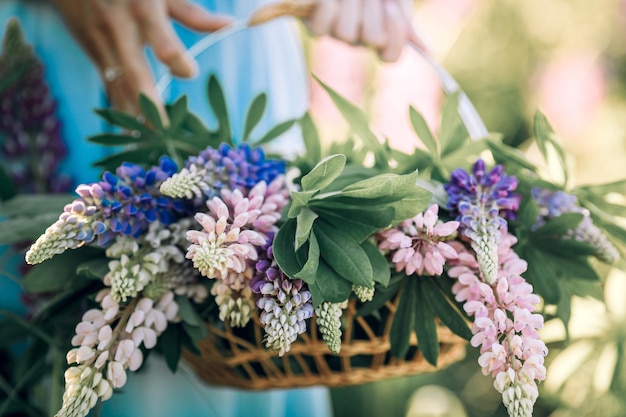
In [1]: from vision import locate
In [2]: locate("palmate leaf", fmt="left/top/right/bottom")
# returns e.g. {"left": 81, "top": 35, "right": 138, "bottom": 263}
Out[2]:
{"left": 301, "top": 154, "right": 346, "bottom": 192}
{"left": 294, "top": 230, "right": 320, "bottom": 283}
{"left": 409, "top": 106, "right": 438, "bottom": 157}
{"left": 534, "top": 110, "right": 569, "bottom": 185}
{"left": 255, "top": 118, "right": 297, "bottom": 146}
{"left": 421, "top": 277, "right": 472, "bottom": 340}
{"left": 313, "top": 75, "right": 390, "bottom": 168}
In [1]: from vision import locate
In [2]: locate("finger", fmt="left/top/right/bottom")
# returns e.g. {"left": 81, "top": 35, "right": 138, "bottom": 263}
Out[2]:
{"left": 105, "top": 8, "right": 164, "bottom": 118}
{"left": 333, "top": 0, "right": 362, "bottom": 44}
{"left": 169, "top": 0, "right": 233, "bottom": 32}
{"left": 132, "top": 0, "right": 196, "bottom": 78}
{"left": 307, "top": 0, "right": 339, "bottom": 36}
{"left": 380, "top": 0, "right": 409, "bottom": 62}
{"left": 361, "top": 0, "right": 387, "bottom": 49}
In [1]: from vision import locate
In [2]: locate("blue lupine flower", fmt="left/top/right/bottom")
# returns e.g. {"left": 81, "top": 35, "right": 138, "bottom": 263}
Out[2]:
{"left": 26, "top": 157, "right": 192, "bottom": 264}
{"left": 532, "top": 188, "right": 619, "bottom": 263}
{"left": 445, "top": 159, "right": 520, "bottom": 283}
{"left": 160, "top": 143, "right": 285, "bottom": 199}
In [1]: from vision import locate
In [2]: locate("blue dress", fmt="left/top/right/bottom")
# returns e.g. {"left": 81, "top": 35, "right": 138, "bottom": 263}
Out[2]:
{"left": 0, "top": 1, "right": 331, "bottom": 416}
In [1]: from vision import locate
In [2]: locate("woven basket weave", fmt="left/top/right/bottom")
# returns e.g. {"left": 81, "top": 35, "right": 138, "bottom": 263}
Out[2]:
{"left": 184, "top": 296, "right": 467, "bottom": 390}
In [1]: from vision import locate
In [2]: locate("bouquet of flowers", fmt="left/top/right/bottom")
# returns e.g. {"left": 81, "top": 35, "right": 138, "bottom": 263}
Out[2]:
{"left": 2, "top": 46, "right": 625, "bottom": 417}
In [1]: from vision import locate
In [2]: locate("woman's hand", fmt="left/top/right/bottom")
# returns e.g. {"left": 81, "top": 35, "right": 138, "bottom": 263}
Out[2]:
{"left": 52, "top": 0, "right": 231, "bottom": 116}
{"left": 305, "top": 0, "right": 423, "bottom": 61}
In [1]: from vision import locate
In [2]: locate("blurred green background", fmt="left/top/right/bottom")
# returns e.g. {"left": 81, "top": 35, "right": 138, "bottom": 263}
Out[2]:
{"left": 314, "top": 0, "right": 626, "bottom": 416}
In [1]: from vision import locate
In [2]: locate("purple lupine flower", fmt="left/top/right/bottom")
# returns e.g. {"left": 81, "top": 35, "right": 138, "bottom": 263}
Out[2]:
{"left": 0, "top": 19, "right": 72, "bottom": 193}
{"left": 160, "top": 143, "right": 285, "bottom": 199}
{"left": 251, "top": 241, "right": 314, "bottom": 356}
{"left": 532, "top": 188, "right": 619, "bottom": 263}
{"left": 444, "top": 159, "right": 520, "bottom": 283}
{"left": 26, "top": 157, "right": 191, "bottom": 264}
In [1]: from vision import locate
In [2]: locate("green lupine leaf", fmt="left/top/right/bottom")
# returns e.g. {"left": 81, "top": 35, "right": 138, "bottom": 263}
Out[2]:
{"left": 176, "top": 296, "right": 201, "bottom": 327}
{"left": 390, "top": 280, "right": 416, "bottom": 359}
{"left": 421, "top": 278, "right": 472, "bottom": 340}
{"left": 207, "top": 75, "right": 231, "bottom": 143}
{"left": 314, "top": 220, "right": 373, "bottom": 287}
{"left": 242, "top": 93, "right": 267, "bottom": 142}
{"left": 94, "top": 108, "right": 152, "bottom": 133}
{"left": 313, "top": 212, "right": 379, "bottom": 243}
{"left": 487, "top": 138, "right": 537, "bottom": 172}
{"left": 313, "top": 75, "right": 388, "bottom": 168}
{"left": 299, "top": 113, "right": 322, "bottom": 164}
{"left": 93, "top": 147, "right": 166, "bottom": 170}
{"left": 439, "top": 92, "right": 463, "bottom": 154}
{"left": 550, "top": 254, "right": 601, "bottom": 281}
{"left": 415, "top": 279, "right": 440, "bottom": 366}
{"left": 312, "top": 259, "right": 352, "bottom": 304}
{"left": 87, "top": 133, "right": 144, "bottom": 146}
{"left": 0, "top": 213, "right": 62, "bottom": 244}
{"left": 159, "top": 324, "right": 183, "bottom": 373}
{"left": 522, "top": 246, "right": 561, "bottom": 304}
{"left": 295, "top": 231, "right": 320, "bottom": 284}
{"left": 287, "top": 190, "right": 319, "bottom": 218}
{"left": 318, "top": 164, "right": 380, "bottom": 193}
{"left": 531, "top": 212, "right": 584, "bottom": 238}
{"left": 301, "top": 154, "right": 346, "bottom": 192}
{"left": 76, "top": 257, "right": 110, "bottom": 280}
{"left": 361, "top": 239, "right": 390, "bottom": 286}
{"left": 255, "top": 119, "right": 298, "bottom": 146}
{"left": 22, "top": 248, "right": 103, "bottom": 293}
{"left": 532, "top": 238, "right": 598, "bottom": 258}
{"left": 313, "top": 205, "right": 394, "bottom": 229}
{"left": 0, "top": 194, "right": 72, "bottom": 218}
{"left": 517, "top": 195, "right": 541, "bottom": 228}
{"left": 409, "top": 106, "right": 438, "bottom": 157}
{"left": 0, "top": 166, "right": 17, "bottom": 201}
{"left": 272, "top": 219, "right": 304, "bottom": 278}
{"left": 534, "top": 110, "right": 568, "bottom": 185}
{"left": 578, "top": 178, "right": 626, "bottom": 195}
{"left": 295, "top": 208, "right": 318, "bottom": 250}
{"left": 166, "top": 95, "right": 189, "bottom": 129}
{"left": 138, "top": 94, "right": 164, "bottom": 130}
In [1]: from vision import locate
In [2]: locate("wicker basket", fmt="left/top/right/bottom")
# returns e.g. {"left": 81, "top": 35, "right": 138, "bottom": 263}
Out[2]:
{"left": 185, "top": 296, "right": 467, "bottom": 390}
{"left": 178, "top": 1, "right": 479, "bottom": 390}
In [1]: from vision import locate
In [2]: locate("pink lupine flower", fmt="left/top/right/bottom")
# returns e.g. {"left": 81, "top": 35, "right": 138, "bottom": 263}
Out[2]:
{"left": 377, "top": 204, "right": 459, "bottom": 276}
{"left": 449, "top": 233, "right": 547, "bottom": 417}
{"left": 186, "top": 193, "right": 266, "bottom": 279}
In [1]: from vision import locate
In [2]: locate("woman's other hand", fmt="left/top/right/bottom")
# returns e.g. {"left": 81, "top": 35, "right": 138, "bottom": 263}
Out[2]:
{"left": 52, "top": 0, "right": 231, "bottom": 116}
{"left": 306, "top": 0, "right": 425, "bottom": 62}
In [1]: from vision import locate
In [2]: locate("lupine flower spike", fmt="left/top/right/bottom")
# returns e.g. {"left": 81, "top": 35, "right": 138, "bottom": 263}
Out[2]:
{"left": 448, "top": 233, "right": 547, "bottom": 417}
{"left": 26, "top": 157, "right": 190, "bottom": 264}
{"left": 377, "top": 204, "right": 460, "bottom": 276}
{"left": 445, "top": 160, "right": 520, "bottom": 283}
{"left": 532, "top": 188, "right": 619, "bottom": 264}
{"left": 251, "top": 240, "right": 314, "bottom": 356}
{"left": 315, "top": 301, "right": 345, "bottom": 354}
{"left": 160, "top": 143, "right": 285, "bottom": 199}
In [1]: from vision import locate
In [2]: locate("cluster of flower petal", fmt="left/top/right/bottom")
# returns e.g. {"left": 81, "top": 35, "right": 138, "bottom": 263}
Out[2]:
{"left": 186, "top": 189, "right": 269, "bottom": 279}
{"left": 444, "top": 159, "right": 520, "bottom": 283}
{"left": 532, "top": 188, "right": 619, "bottom": 264}
{"left": 251, "top": 241, "right": 314, "bottom": 356}
{"left": 56, "top": 290, "right": 179, "bottom": 417}
{"left": 212, "top": 269, "right": 256, "bottom": 327}
{"left": 26, "top": 200, "right": 106, "bottom": 264}
{"left": 26, "top": 157, "right": 191, "bottom": 264}
{"left": 0, "top": 20, "right": 72, "bottom": 193}
{"left": 315, "top": 301, "right": 345, "bottom": 354}
{"left": 448, "top": 233, "right": 547, "bottom": 417}
{"left": 104, "top": 221, "right": 187, "bottom": 302}
{"left": 377, "top": 204, "right": 459, "bottom": 276}
{"left": 160, "top": 143, "right": 285, "bottom": 199}
{"left": 353, "top": 285, "right": 375, "bottom": 302}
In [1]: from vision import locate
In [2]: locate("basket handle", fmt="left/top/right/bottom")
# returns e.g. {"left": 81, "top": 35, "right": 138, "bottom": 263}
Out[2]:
{"left": 155, "top": 1, "right": 488, "bottom": 141}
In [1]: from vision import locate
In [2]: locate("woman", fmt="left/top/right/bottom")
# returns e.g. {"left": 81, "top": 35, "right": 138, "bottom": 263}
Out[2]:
{"left": 0, "top": 1, "right": 416, "bottom": 416}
